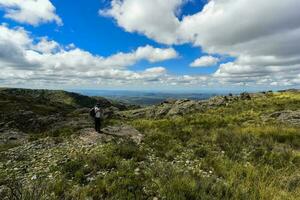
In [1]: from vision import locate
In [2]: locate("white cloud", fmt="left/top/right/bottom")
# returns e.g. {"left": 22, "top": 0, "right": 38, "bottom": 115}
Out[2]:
{"left": 0, "top": 24, "right": 178, "bottom": 69}
{"left": 102, "top": 0, "right": 300, "bottom": 87}
{"left": 135, "top": 45, "right": 178, "bottom": 62}
{"left": 33, "top": 37, "right": 60, "bottom": 53}
{"left": 0, "top": 24, "right": 183, "bottom": 88}
{"left": 144, "top": 67, "right": 166, "bottom": 74}
{"left": 0, "top": 0, "right": 62, "bottom": 26}
{"left": 2, "top": 1, "right": 300, "bottom": 89}
{"left": 190, "top": 56, "right": 219, "bottom": 67}
{"left": 100, "top": 0, "right": 184, "bottom": 44}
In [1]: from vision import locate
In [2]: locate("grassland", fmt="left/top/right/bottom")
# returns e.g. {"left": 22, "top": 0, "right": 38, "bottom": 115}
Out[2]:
{"left": 0, "top": 91, "right": 299, "bottom": 199}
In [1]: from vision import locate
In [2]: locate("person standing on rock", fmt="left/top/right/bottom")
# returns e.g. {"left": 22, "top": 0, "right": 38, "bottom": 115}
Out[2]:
{"left": 90, "top": 102, "right": 103, "bottom": 133}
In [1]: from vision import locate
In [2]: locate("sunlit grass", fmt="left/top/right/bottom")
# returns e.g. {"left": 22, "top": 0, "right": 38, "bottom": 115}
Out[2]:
{"left": 2, "top": 92, "right": 300, "bottom": 199}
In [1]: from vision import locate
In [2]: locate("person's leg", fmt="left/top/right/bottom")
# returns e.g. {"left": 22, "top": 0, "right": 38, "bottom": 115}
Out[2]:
{"left": 94, "top": 118, "right": 98, "bottom": 132}
{"left": 96, "top": 118, "right": 101, "bottom": 133}
{"left": 99, "top": 119, "right": 102, "bottom": 131}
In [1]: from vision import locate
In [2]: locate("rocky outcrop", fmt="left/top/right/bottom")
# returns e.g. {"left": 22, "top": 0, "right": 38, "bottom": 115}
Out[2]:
{"left": 102, "top": 125, "right": 143, "bottom": 144}
{"left": 269, "top": 110, "right": 300, "bottom": 125}
{"left": 0, "top": 88, "right": 135, "bottom": 137}
{"left": 79, "top": 125, "right": 143, "bottom": 144}
{"left": 0, "top": 129, "right": 27, "bottom": 145}
{"left": 240, "top": 92, "right": 251, "bottom": 100}
{"left": 120, "top": 99, "right": 206, "bottom": 119}
{"left": 121, "top": 92, "right": 259, "bottom": 119}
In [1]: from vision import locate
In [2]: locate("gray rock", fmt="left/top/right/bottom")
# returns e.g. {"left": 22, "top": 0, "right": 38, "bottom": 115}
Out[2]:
{"left": 240, "top": 92, "right": 251, "bottom": 100}
{"left": 269, "top": 110, "right": 300, "bottom": 125}
{"left": 102, "top": 125, "right": 143, "bottom": 144}
{"left": 79, "top": 125, "right": 143, "bottom": 144}
{"left": 0, "top": 129, "right": 27, "bottom": 145}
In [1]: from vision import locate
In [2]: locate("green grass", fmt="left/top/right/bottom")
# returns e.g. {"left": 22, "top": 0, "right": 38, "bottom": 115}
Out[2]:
{"left": 1, "top": 92, "right": 300, "bottom": 199}
{"left": 0, "top": 143, "right": 19, "bottom": 152}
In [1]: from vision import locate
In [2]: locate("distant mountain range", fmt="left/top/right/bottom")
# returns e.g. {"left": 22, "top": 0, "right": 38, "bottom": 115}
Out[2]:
{"left": 69, "top": 89, "right": 224, "bottom": 106}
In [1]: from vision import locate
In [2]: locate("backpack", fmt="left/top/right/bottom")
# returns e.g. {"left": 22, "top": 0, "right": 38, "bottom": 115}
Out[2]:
{"left": 89, "top": 108, "right": 96, "bottom": 118}
{"left": 94, "top": 107, "right": 103, "bottom": 119}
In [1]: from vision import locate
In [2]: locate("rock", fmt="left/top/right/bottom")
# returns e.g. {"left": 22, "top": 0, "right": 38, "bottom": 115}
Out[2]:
{"left": 31, "top": 175, "right": 37, "bottom": 180}
{"left": 0, "top": 129, "right": 27, "bottom": 145}
{"left": 208, "top": 96, "right": 228, "bottom": 106}
{"left": 162, "top": 98, "right": 177, "bottom": 104}
{"left": 79, "top": 125, "right": 143, "bottom": 144}
{"left": 79, "top": 128, "right": 113, "bottom": 144}
{"left": 240, "top": 92, "right": 251, "bottom": 100}
{"left": 134, "top": 168, "right": 140, "bottom": 175}
{"left": 122, "top": 99, "right": 206, "bottom": 119}
{"left": 102, "top": 125, "right": 143, "bottom": 144}
{"left": 155, "top": 105, "right": 172, "bottom": 118}
{"left": 103, "top": 106, "right": 120, "bottom": 118}
{"left": 269, "top": 110, "right": 300, "bottom": 125}
{"left": 167, "top": 100, "right": 202, "bottom": 117}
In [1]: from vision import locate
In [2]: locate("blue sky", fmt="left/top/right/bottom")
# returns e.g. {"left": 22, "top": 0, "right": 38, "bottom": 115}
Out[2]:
{"left": 0, "top": 0, "right": 215, "bottom": 75}
{"left": 0, "top": 0, "right": 299, "bottom": 91}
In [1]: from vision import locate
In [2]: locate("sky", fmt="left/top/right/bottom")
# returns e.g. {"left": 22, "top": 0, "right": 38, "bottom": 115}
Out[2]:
{"left": 0, "top": 0, "right": 300, "bottom": 92}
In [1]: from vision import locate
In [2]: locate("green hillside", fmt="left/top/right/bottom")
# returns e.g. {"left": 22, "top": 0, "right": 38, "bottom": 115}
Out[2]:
{"left": 0, "top": 89, "right": 299, "bottom": 199}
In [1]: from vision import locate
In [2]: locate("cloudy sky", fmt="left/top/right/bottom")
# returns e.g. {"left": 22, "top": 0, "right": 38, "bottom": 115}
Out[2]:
{"left": 0, "top": 0, "right": 299, "bottom": 91}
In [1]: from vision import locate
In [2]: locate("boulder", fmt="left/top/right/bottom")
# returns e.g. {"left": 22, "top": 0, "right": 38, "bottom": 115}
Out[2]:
{"left": 269, "top": 110, "right": 300, "bottom": 125}
{"left": 102, "top": 125, "right": 143, "bottom": 144}
{"left": 240, "top": 92, "right": 251, "bottom": 100}
{"left": 208, "top": 96, "right": 228, "bottom": 106}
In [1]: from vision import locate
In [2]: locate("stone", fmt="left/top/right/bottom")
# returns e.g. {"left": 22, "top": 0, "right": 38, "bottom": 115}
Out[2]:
{"left": 31, "top": 175, "right": 37, "bottom": 180}
{"left": 102, "top": 125, "right": 143, "bottom": 144}
{"left": 240, "top": 92, "right": 251, "bottom": 100}
{"left": 269, "top": 110, "right": 300, "bottom": 125}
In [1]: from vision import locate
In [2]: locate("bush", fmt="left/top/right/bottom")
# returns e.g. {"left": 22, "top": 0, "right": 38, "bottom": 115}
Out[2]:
{"left": 114, "top": 140, "right": 140, "bottom": 159}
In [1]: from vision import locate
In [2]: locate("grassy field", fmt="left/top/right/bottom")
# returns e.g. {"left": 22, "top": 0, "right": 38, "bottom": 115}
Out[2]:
{"left": 0, "top": 91, "right": 299, "bottom": 199}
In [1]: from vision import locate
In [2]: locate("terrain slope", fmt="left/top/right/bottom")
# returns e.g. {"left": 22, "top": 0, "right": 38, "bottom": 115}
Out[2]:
{"left": 0, "top": 88, "right": 299, "bottom": 199}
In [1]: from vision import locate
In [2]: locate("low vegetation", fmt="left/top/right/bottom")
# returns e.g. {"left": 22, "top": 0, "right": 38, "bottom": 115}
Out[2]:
{"left": 0, "top": 90, "right": 299, "bottom": 199}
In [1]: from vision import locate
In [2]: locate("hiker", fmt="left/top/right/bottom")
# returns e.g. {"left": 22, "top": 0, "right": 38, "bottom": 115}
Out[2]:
{"left": 90, "top": 102, "right": 103, "bottom": 133}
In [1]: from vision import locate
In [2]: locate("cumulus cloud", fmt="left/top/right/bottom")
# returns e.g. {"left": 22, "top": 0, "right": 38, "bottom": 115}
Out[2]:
{"left": 190, "top": 56, "right": 219, "bottom": 67}
{"left": 33, "top": 37, "right": 60, "bottom": 54}
{"left": 144, "top": 67, "right": 166, "bottom": 74}
{"left": 0, "top": 0, "right": 62, "bottom": 26}
{"left": 102, "top": 0, "right": 300, "bottom": 87}
{"left": 0, "top": 24, "right": 184, "bottom": 88}
{"left": 2, "top": 0, "right": 300, "bottom": 89}
{"left": 100, "top": 0, "right": 184, "bottom": 44}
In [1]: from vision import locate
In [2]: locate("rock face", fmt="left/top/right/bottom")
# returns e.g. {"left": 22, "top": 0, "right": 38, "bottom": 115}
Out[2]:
{"left": 120, "top": 99, "right": 207, "bottom": 119}
{"left": 102, "top": 125, "right": 143, "bottom": 144}
{"left": 120, "top": 92, "right": 258, "bottom": 119}
{"left": 270, "top": 110, "right": 300, "bottom": 125}
{"left": 79, "top": 125, "right": 143, "bottom": 144}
